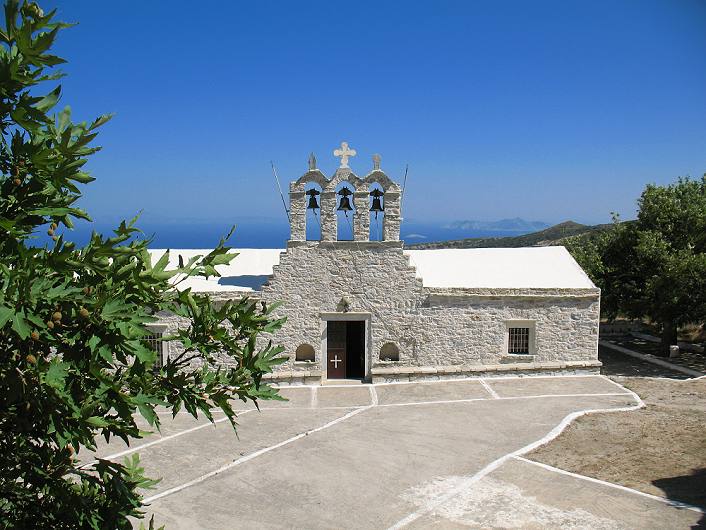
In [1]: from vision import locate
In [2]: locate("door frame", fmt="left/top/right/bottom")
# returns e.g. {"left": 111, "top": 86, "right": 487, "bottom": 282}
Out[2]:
{"left": 320, "top": 312, "right": 371, "bottom": 383}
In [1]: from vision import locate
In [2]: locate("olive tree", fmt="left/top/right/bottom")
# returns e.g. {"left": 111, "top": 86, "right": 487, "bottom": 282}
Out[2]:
{"left": 569, "top": 177, "right": 706, "bottom": 353}
{"left": 0, "top": 2, "right": 285, "bottom": 528}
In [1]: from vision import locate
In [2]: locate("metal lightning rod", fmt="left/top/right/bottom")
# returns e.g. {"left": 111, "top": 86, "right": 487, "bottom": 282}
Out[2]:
{"left": 400, "top": 164, "right": 409, "bottom": 206}
{"left": 270, "top": 160, "right": 290, "bottom": 223}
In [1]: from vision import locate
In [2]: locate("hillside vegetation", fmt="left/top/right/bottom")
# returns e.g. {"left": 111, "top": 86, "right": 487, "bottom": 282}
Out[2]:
{"left": 407, "top": 220, "right": 611, "bottom": 249}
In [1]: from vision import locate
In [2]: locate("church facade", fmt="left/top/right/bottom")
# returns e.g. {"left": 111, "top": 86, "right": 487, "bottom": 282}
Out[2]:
{"left": 154, "top": 143, "right": 601, "bottom": 384}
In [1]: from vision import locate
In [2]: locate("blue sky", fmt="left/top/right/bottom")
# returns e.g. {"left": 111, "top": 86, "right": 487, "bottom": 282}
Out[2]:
{"left": 43, "top": 0, "right": 706, "bottom": 230}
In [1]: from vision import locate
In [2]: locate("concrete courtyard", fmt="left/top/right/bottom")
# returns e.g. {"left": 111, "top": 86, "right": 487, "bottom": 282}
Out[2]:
{"left": 84, "top": 375, "right": 702, "bottom": 529}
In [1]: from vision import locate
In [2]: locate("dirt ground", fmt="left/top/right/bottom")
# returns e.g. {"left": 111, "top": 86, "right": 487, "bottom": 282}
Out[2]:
{"left": 528, "top": 375, "right": 706, "bottom": 509}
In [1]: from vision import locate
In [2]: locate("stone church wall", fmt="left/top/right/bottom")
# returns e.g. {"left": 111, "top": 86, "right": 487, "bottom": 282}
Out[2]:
{"left": 150, "top": 244, "right": 600, "bottom": 383}
{"left": 411, "top": 293, "right": 599, "bottom": 366}
{"left": 259, "top": 241, "right": 426, "bottom": 371}
{"left": 256, "top": 242, "right": 599, "bottom": 381}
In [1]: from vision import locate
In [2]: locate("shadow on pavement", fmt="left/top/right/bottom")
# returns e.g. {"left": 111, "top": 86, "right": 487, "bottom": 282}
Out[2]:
{"left": 599, "top": 345, "right": 691, "bottom": 379}
{"left": 653, "top": 468, "right": 706, "bottom": 529}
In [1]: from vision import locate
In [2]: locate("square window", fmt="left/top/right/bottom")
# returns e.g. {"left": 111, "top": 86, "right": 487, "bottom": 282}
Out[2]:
{"left": 508, "top": 327, "right": 530, "bottom": 354}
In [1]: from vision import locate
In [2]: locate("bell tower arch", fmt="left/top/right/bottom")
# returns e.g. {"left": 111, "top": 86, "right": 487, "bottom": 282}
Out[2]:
{"left": 363, "top": 157, "right": 401, "bottom": 242}
{"left": 288, "top": 142, "right": 403, "bottom": 243}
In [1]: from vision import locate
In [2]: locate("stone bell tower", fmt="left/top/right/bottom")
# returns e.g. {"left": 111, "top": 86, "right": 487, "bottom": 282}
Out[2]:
{"left": 288, "top": 142, "right": 402, "bottom": 243}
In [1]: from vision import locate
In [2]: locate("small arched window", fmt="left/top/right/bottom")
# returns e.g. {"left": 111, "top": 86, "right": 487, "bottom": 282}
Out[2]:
{"left": 379, "top": 342, "right": 400, "bottom": 362}
{"left": 295, "top": 343, "right": 315, "bottom": 362}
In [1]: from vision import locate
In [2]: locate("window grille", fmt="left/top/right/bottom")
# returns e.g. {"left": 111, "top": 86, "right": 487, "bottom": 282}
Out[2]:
{"left": 508, "top": 327, "right": 530, "bottom": 354}
{"left": 145, "top": 333, "right": 165, "bottom": 368}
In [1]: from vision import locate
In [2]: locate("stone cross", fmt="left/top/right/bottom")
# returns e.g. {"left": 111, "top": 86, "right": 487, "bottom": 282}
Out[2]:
{"left": 330, "top": 355, "right": 342, "bottom": 368}
{"left": 372, "top": 153, "right": 381, "bottom": 170}
{"left": 333, "top": 141, "right": 356, "bottom": 168}
{"left": 308, "top": 152, "right": 317, "bottom": 170}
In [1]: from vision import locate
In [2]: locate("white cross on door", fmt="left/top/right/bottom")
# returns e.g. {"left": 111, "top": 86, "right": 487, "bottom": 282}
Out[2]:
{"left": 330, "top": 355, "right": 342, "bottom": 368}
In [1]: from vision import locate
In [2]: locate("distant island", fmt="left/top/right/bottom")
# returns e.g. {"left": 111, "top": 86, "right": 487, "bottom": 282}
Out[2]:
{"left": 443, "top": 217, "right": 550, "bottom": 233}
{"left": 406, "top": 220, "right": 611, "bottom": 249}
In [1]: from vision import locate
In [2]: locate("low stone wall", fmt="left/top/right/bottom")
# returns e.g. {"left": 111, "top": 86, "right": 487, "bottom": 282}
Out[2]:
{"left": 370, "top": 360, "right": 602, "bottom": 384}
{"left": 260, "top": 360, "right": 602, "bottom": 385}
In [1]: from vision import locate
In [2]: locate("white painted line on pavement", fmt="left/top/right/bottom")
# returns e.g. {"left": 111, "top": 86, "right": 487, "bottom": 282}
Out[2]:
{"left": 479, "top": 378, "right": 500, "bottom": 399}
{"left": 513, "top": 456, "right": 704, "bottom": 514}
{"left": 310, "top": 386, "right": 318, "bottom": 409}
{"left": 387, "top": 381, "right": 646, "bottom": 529}
{"left": 369, "top": 384, "right": 379, "bottom": 406}
{"left": 80, "top": 410, "right": 254, "bottom": 470}
{"left": 142, "top": 405, "right": 372, "bottom": 505}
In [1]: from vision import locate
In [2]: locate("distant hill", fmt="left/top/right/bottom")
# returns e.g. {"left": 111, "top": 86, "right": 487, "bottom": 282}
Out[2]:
{"left": 406, "top": 221, "right": 611, "bottom": 249}
{"left": 443, "top": 218, "right": 550, "bottom": 232}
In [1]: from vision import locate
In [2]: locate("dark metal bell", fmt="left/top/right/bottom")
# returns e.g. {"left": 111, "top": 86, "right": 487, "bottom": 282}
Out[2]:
{"left": 369, "top": 189, "right": 384, "bottom": 219}
{"left": 337, "top": 187, "right": 353, "bottom": 212}
{"left": 306, "top": 189, "right": 320, "bottom": 210}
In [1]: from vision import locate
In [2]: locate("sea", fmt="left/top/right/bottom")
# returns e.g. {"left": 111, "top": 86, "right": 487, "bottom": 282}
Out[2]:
{"left": 32, "top": 220, "right": 535, "bottom": 249}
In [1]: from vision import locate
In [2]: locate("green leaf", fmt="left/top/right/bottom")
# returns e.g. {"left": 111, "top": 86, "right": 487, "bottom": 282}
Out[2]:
{"left": 135, "top": 400, "right": 157, "bottom": 426}
{"left": 86, "top": 416, "right": 110, "bottom": 428}
{"left": 97, "top": 345, "right": 113, "bottom": 364}
{"left": 69, "top": 171, "right": 95, "bottom": 183}
{"left": 0, "top": 306, "right": 13, "bottom": 327}
{"left": 57, "top": 105, "right": 71, "bottom": 131}
{"left": 152, "top": 250, "right": 170, "bottom": 273}
{"left": 89, "top": 113, "right": 113, "bottom": 130}
{"left": 101, "top": 298, "right": 128, "bottom": 319}
{"left": 36, "top": 84, "right": 61, "bottom": 112}
{"left": 12, "top": 312, "right": 30, "bottom": 339}
{"left": 44, "top": 360, "right": 69, "bottom": 388}
{"left": 33, "top": 26, "right": 60, "bottom": 55}
{"left": 133, "top": 342, "right": 155, "bottom": 363}
{"left": 87, "top": 335, "right": 100, "bottom": 352}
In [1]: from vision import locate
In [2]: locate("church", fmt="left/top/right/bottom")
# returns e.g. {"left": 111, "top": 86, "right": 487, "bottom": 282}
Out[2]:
{"left": 153, "top": 142, "right": 601, "bottom": 384}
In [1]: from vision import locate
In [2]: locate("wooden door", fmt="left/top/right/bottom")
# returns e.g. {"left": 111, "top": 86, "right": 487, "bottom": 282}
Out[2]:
{"left": 326, "top": 321, "right": 346, "bottom": 379}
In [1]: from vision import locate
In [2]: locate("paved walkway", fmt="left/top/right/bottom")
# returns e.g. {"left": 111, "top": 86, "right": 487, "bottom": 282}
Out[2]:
{"left": 82, "top": 376, "right": 704, "bottom": 529}
{"left": 604, "top": 336, "right": 706, "bottom": 376}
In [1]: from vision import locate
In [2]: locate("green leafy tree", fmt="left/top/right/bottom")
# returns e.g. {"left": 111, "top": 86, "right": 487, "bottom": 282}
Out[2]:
{"left": 591, "top": 177, "right": 706, "bottom": 353}
{"left": 0, "top": 2, "right": 285, "bottom": 528}
{"left": 564, "top": 221, "right": 615, "bottom": 292}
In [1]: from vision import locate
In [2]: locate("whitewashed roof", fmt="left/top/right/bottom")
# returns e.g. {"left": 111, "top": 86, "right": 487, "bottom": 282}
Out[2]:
{"left": 404, "top": 247, "right": 595, "bottom": 289}
{"left": 150, "top": 245, "right": 594, "bottom": 293}
{"left": 149, "top": 249, "right": 283, "bottom": 293}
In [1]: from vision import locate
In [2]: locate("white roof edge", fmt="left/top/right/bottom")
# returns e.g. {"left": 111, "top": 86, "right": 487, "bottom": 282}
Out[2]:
{"left": 148, "top": 246, "right": 596, "bottom": 292}
{"left": 404, "top": 246, "right": 596, "bottom": 289}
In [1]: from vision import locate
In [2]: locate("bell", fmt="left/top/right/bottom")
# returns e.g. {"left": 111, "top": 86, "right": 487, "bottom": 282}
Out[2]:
{"left": 306, "top": 189, "right": 320, "bottom": 210}
{"left": 337, "top": 187, "right": 353, "bottom": 213}
{"left": 369, "top": 189, "right": 384, "bottom": 219}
